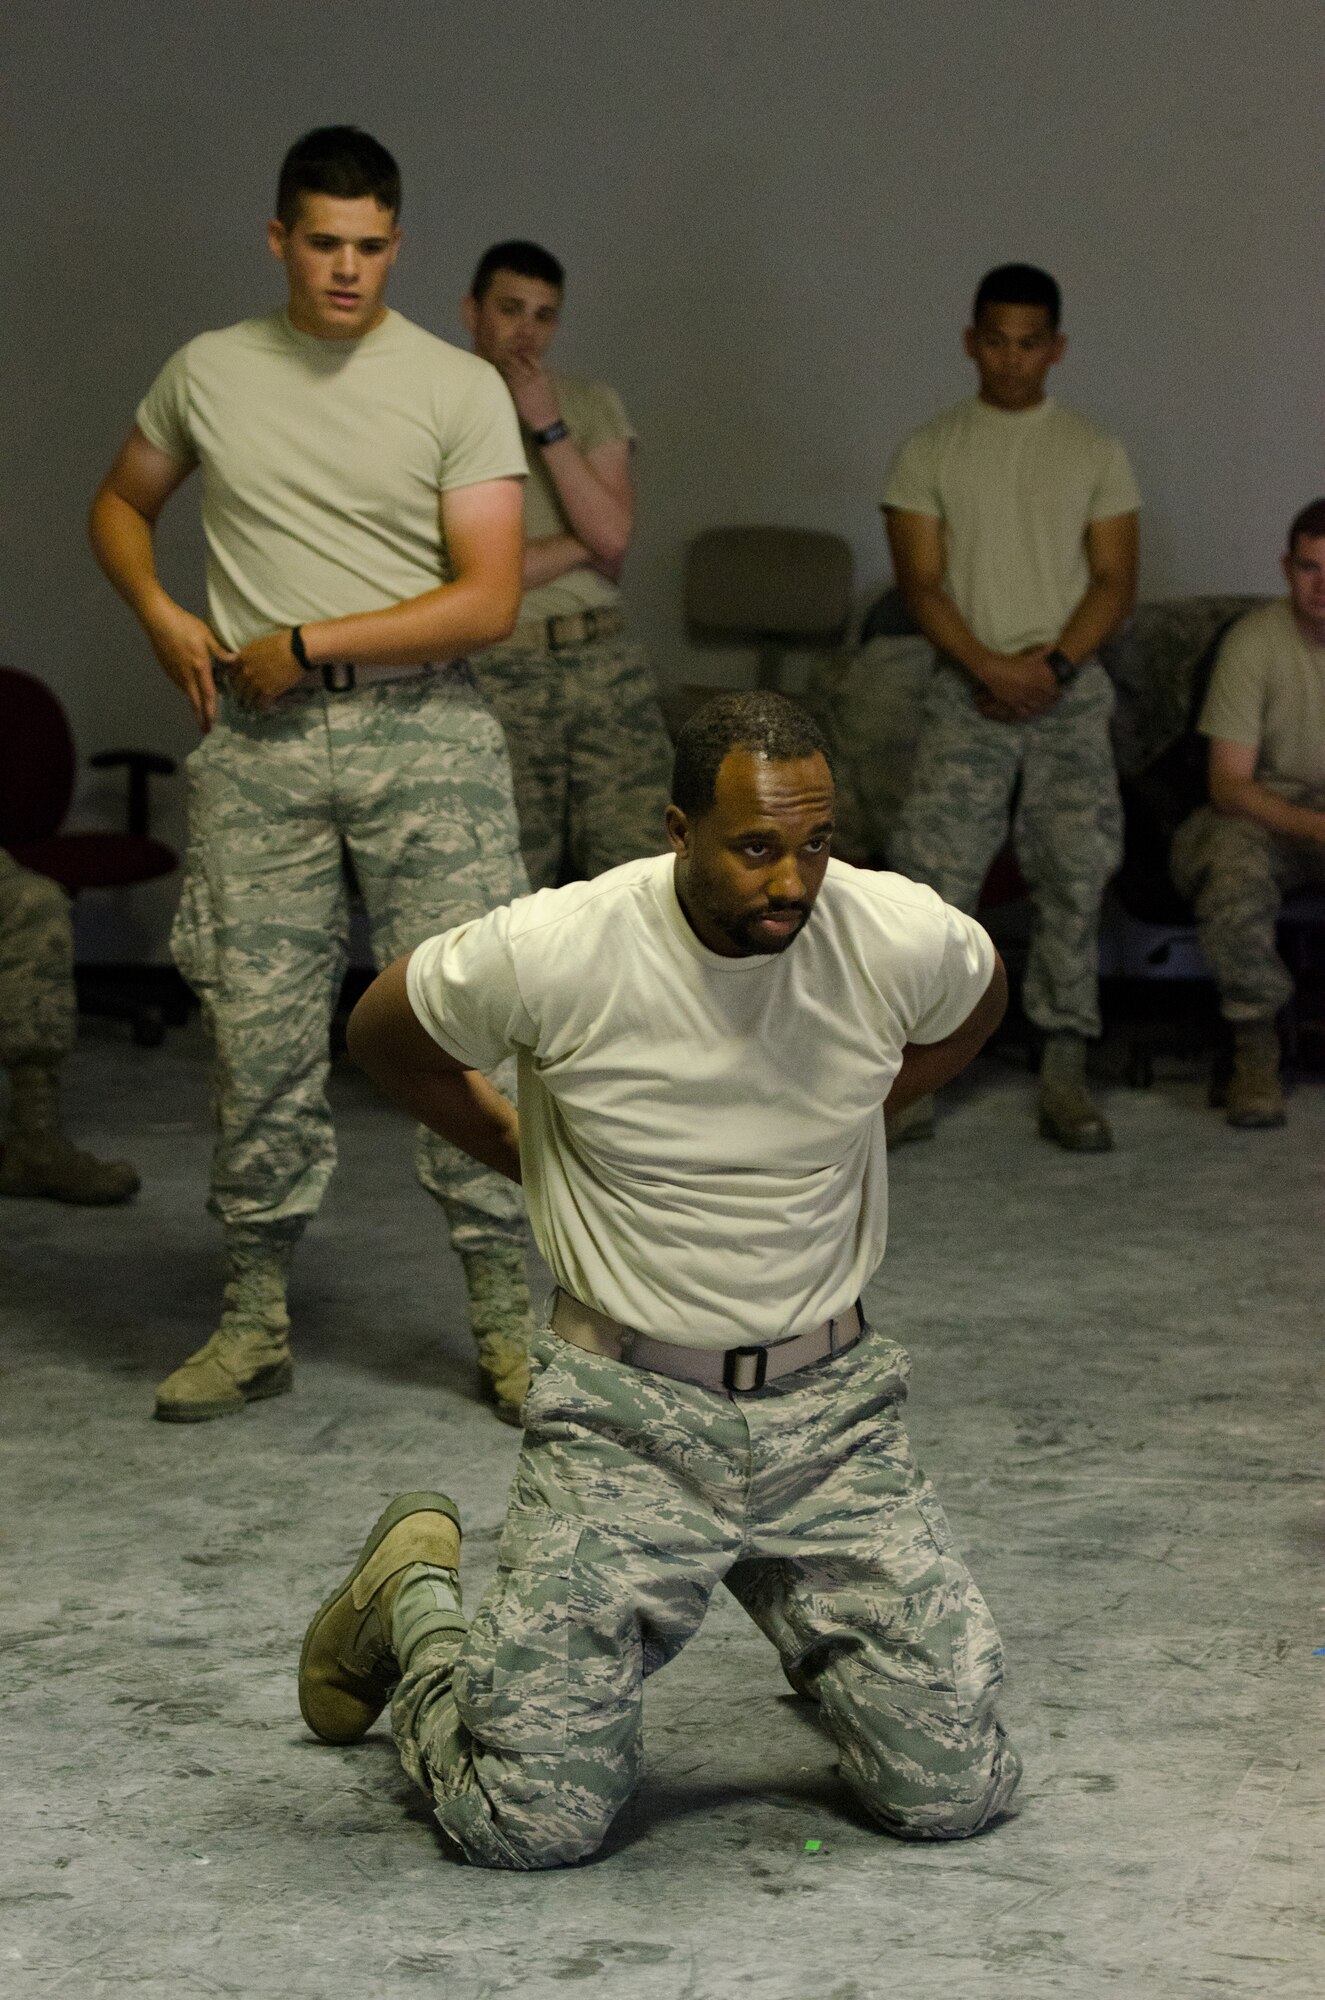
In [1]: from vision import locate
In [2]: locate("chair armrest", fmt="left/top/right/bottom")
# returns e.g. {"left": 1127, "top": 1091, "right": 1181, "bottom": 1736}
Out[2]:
{"left": 88, "top": 749, "right": 178, "bottom": 837}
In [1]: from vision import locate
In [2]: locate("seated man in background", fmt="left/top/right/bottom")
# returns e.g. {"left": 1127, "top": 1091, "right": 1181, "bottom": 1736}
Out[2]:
{"left": 462, "top": 240, "right": 672, "bottom": 888}
{"left": 1171, "top": 498, "right": 1325, "bottom": 1126}
{"left": 884, "top": 263, "right": 1139, "bottom": 1150}
{"left": 0, "top": 851, "right": 139, "bottom": 1204}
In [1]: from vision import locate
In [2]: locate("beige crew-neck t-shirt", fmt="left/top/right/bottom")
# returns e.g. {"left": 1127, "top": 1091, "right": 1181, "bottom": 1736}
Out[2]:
{"left": 406, "top": 853, "right": 993, "bottom": 1350}
{"left": 136, "top": 309, "right": 526, "bottom": 650}
{"left": 883, "top": 396, "right": 1141, "bottom": 655}
{"left": 1198, "top": 598, "right": 1325, "bottom": 807}
{"left": 518, "top": 373, "right": 636, "bottom": 623}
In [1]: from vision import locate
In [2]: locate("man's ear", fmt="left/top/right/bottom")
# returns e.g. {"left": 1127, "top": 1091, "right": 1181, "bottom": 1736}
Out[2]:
{"left": 460, "top": 293, "right": 479, "bottom": 338}
{"left": 266, "top": 219, "right": 288, "bottom": 264}
{"left": 663, "top": 804, "right": 689, "bottom": 858}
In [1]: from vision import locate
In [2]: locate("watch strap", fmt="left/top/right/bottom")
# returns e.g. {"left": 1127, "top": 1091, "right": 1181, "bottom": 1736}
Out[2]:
{"left": 289, "top": 625, "right": 312, "bottom": 672}
{"left": 1046, "top": 647, "right": 1078, "bottom": 686}
{"left": 531, "top": 419, "right": 569, "bottom": 448}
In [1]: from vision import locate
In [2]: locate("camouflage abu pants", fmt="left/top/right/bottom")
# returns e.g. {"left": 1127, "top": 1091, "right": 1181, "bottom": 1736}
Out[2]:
{"left": 890, "top": 660, "right": 1123, "bottom": 1038}
{"left": 470, "top": 635, "right": 672, "bottom": 889}
{"left": 0, "top": 849, "right": 76, "bottom": 1070}
{"left": 1170, "top": 805, "right": 1325, "bottom": 1023}
{"left": 171, "top": 669, "right": 528, "bottom": 1254}
{"left": 391, "top": 1316, "right": 1021, "bottom": 1869}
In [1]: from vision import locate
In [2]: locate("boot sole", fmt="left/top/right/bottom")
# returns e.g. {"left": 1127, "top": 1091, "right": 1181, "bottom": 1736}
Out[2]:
{"left": 1037, "top": 1114, "right": 1113, "bottom": 1153}
{"left": 154, "top": 1359, "right": 294, "bottom": 1424}
{"left": 299, "top": 1491, "right": 462, "bottom": 1742}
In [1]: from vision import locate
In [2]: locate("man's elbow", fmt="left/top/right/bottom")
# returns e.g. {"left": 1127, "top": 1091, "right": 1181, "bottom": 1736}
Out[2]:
{"left": 468, "top": 580, "right": 523, "bottom": 647}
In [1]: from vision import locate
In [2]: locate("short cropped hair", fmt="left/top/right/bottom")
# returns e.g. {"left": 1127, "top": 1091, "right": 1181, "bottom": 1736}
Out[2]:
{"left": 1287, "top": 497, "right": 1325, "bottom": 552}
{"left": 671, "top": 693, "right": 833, "bottom": 820}
{"left": 973, "top": 263, "right": 1062, "bottom": 330}
{"left": 276, "top": 127, "right": 401, "bottom": 228}
{"left": 470, "top": 239, "right": 565, "bottom": 303}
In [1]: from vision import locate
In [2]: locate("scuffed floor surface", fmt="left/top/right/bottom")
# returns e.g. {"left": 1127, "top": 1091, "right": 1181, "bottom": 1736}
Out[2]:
{"left": 1, "top": 1023, "right": 1322, "bottom": 2000}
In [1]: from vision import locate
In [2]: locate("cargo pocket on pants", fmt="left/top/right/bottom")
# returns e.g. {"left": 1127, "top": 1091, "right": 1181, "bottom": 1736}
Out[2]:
{"left": 465, "top": 1509, "right": 582, "bottom": 1756}
{"left": 912, "top": 1483, "right": 1005, "bottom": 1721}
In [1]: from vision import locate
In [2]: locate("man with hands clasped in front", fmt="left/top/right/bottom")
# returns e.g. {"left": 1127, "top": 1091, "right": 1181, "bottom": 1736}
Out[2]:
{"left": 884, "top": 263, "right": 1139, "bottom": 1151}
{"left": 88, "top": 127, "right": 537, "bottom": 1428}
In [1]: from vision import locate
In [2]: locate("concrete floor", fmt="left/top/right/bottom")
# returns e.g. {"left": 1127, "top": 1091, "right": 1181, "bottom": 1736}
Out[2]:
{"left": 1, "top": 1023, "right": 1322, "bottom": 2000}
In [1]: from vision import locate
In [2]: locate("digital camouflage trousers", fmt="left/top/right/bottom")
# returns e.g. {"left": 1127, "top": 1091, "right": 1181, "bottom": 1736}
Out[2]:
{"left": 470, "top": 636, "right": 672, "bottom": 889}
{"left": 0, "top": 849, "right": 76, "bottom": 1070}
{"left": 890, "top": 660, "right": 1123, "bottom": 1038}
{"left": 1170, "top": 804, "right": 1325, "bottom": 1023}
{"left": 391, "top": 1317, "right": 1022, "bottom": 1869}
{"left": 171, "top": 669, "right": 528, "bottom": 1255}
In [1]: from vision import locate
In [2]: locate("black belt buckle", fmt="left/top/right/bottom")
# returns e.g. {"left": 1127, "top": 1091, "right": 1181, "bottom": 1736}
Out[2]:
{"left": 547, "top": 615, "right": 573, "bottom": 652}
{"left": 322, "top": 661, "right": 356, "bottom": 693}
{"left": 722, "top": 1344, "right": 769, "bottom": 1393}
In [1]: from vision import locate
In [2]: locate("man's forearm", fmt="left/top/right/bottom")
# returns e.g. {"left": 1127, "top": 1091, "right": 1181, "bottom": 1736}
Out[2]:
{"left": 303, "top": 575, "right": 521, "bottom": 668}
{"left": 523, "top": 534, "right": 592, "bottom": 590}
{"left": 1212, "top": 775, "right": 1325, "bottom": 847}
{"left": 349, "top": 1044, "right": 522, "bottom": 1182}
{"left": 89, "top": 488, "right": 173, "bottom": 625}
{"left": 902, "top": 582, "right": 1001, "bottom": 685}
{"left": 538, "top": 439, "right": 631, "bottom": 567}
{"left": 1055, "top": 575, "right": 1134, "bottom": 666}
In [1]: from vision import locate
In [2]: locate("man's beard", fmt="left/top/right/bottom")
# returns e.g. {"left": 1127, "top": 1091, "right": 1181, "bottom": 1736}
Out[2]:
{"left": 721, "top": 903, "right": 812, "bottom": 955}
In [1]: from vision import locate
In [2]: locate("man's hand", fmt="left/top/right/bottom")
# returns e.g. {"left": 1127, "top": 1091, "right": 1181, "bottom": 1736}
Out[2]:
{"left": 975, "top": 647, "right": 1061, "bottom": 723}
{"left": 498, "top": 350, "right": 562, "bottom": 434}
{"left": 230, "top": 629, "right": 305, "bottom": 711}
{"left": 143, "top": 596, "right": 236, "bottom": 733}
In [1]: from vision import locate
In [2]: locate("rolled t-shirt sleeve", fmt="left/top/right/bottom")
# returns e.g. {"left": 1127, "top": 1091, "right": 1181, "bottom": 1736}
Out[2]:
{"left": 134, "top": 344, "right": 198, "bottom": 467}
{"left": 1089, "top": 438, "right": 1142, "bottom": 520}
{"left": 882, "top": 428, "right": 941, "bottom": 516}
{"left": 438, "top": 358, "right": 528, "bottom": 491}
{"left": 1197, "top": 629, "right": 1264, "bottom": 746}
{"left": 405, "top": 907, "right": 534, "bottom": 1069}
{"left": 906, "top": 902, "right": 996, "bottom": 1045}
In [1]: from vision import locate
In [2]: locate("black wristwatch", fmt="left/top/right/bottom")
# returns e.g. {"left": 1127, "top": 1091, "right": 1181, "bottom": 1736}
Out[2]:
{"left": 1045, "top": 647, "right": 1078, "bottom": 686}
{"left": 289, "top": 625, "right": 313, "bottom": 672}
{"left": 530, "top": 419, "right": 569, "bottom": 448}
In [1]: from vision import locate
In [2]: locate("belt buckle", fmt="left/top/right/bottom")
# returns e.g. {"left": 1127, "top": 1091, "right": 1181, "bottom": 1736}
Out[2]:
{"left": 722, "top": 1344, "right": 768, "bottom": 1393}
{"left": 322, "top": 661, "right": 356, "bottom": 693}
{"left": 547, "top": 614, "right": 575, "bottom": 652}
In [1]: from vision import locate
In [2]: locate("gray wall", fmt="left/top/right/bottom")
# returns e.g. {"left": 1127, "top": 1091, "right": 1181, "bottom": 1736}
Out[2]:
{"left": 5, "top": 0, "right": 1324, "bottom": 958}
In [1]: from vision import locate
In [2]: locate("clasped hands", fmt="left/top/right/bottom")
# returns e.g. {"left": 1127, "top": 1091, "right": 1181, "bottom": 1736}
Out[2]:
{"left": 974, "top": 646, "right": 1062, "bottom": 724}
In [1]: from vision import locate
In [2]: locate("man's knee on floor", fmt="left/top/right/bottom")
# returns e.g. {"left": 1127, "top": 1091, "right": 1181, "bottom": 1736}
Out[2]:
{"left": 841, "top": 1720, "right": 1021, "bottom": 1843}
{"left": 437, "top": 1762, "right": 628, "bottom": 1872}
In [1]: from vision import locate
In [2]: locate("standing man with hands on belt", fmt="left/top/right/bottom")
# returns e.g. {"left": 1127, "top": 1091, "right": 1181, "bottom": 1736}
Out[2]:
{"left": 298, "top": 691, "right": 1022, "bottom": 1872}
{"left": 88, "top": 126, "right": 537, "bottom": 1427}
{"left": 462, "top": 240, "right": 673, "bottom": 889}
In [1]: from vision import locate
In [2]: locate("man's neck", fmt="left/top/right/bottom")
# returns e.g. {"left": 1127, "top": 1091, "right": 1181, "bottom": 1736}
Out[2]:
{"left": 1290, "top": 603, "right": 1325, "bottom": 649}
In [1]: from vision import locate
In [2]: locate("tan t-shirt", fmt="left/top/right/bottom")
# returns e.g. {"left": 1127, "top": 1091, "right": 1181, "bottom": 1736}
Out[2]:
{"left": 883, "top": 396, "right": 1141, "bottom": 654}
{"left": 519, "top": 373, "right": 636, "bottom": 622}
{"left": 406, "top": 854, "right": 993, "bottom": 1350}
{"left": 136, "top": 309, "right": 526, "bottom": 650}
{"left": 1198, "top": 599, "right": 1325, "bottom": 807}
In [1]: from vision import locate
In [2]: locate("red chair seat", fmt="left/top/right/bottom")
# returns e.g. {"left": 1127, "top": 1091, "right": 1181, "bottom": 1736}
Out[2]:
{"left": 12, "top": 832, "right": 177, "bottom": 894}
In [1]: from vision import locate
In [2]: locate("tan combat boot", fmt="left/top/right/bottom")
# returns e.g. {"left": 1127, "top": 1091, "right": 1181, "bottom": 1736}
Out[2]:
{"left": 299, "top": 1492, "right": 462, "bottom": 1743}
{"left": 155, "top": 1237, "right": 294, "bottom": 1422}
{"left": 1037, "top": 1032, "right": 1113, "bottom": 1152}
{"left": 460, "top": 1244, "right": 533, "bottom": 1426}
{"left": 1225, "top": 1024, "right": 1285, "bottom": 1128}
{"left": 0, "top": 1061, "right": 140, "bottom": 1205}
